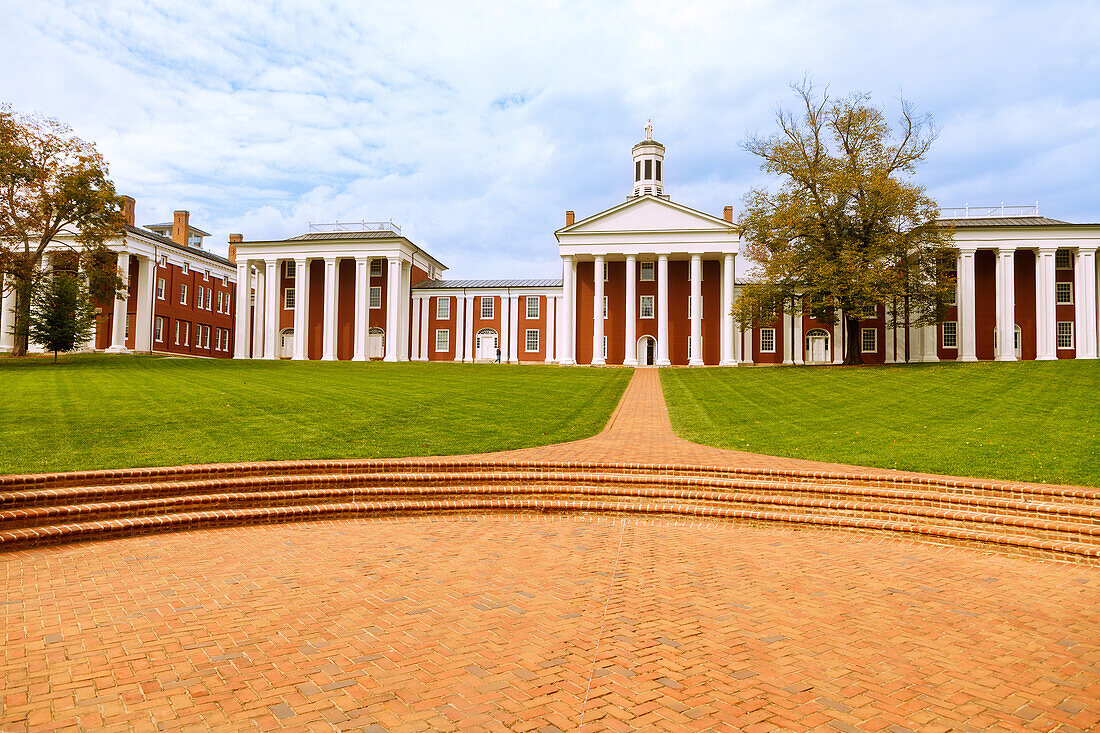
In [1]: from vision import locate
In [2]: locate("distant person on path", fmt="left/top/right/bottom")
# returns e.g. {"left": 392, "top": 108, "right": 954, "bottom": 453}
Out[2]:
{"left": 495, "top": 346, "right": 501, "bottom": 363}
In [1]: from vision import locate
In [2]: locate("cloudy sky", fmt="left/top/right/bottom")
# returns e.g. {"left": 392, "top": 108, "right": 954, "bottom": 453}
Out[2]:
{"left": 3, "top": 1, "right": 1098, "bottom": 278}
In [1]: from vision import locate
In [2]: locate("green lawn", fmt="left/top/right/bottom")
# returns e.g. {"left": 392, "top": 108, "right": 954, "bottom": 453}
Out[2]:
{"left": 661, "top": 361, "right": 1100, "bottom": 487}
{"left": 0, "top": 355, "right": 631, "bottom": 474}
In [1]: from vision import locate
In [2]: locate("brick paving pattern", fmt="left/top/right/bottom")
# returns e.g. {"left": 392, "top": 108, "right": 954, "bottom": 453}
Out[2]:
{"left": 3, "top": 367, "right": 1099, "bottom": 730}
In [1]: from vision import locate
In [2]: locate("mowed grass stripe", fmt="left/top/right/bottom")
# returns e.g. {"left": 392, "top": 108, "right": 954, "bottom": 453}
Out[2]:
{"left": 660, "top": 361, "right": 1100, "bottom": 487}
{"left": 0, "top": 355, "right": 631, "bottom": 474}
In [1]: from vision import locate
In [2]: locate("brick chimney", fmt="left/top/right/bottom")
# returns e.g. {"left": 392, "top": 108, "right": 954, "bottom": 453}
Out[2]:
{"left": 120, "top": 196, "right": 136, "bottom": 226}
{"left": 172, "top": 210, "right": 190, "bottom": 247}
{"left": 228, "top": 233, "right": 243, "bottom": 264}
{"left": 565, "top": 210, "right": 575, "bottom": 226}
{"left": 723, "top": 206, "right": 734, "bottom": 223}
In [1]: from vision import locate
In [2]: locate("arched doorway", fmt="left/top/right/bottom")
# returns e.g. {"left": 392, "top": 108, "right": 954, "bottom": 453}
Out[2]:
{"left": 805, "top": 329, "right": 830, "bottom": 364}
{"left": 476, "top": 328, "right": 498, "bottom": 361}
{"left": 993, "top": 325, "right": 1023, "bottom": 359}
{"left": 278, "top": 328, "right": 294, "bottom": 359}
{"left": 368, "top": 328, "right": 385, "bottom": 359}
{"left": 637, "top": 335, "right": 657, "bottom": 366}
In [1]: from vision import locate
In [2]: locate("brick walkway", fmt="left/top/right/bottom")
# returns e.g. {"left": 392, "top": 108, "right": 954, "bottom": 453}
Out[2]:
{"left": 3, "top": 369, "right": 1099, "bottom": 731}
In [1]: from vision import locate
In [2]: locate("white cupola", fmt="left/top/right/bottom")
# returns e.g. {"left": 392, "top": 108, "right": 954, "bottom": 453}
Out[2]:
{"left": 631, "top": 119, "right": 666, "bottom": 198}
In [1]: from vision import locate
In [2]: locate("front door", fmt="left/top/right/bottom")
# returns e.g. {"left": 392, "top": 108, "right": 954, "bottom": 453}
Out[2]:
{"left": 808, "top": 336, "right": 827, "bottom": 363}
{"left": 280, "top": 329, "right": 294, "bottom": 358}
{"left": 637, "top": 337, "right": 656, "bottom": 366}
{"left": 477, "top": 333, "right": 498, "bottom": 360}
{"left": 368, "top": 330, "right": 384, "bottom": 359}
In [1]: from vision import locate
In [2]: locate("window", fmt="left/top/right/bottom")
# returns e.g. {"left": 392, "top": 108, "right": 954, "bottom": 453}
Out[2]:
{"left": 204, "top": 325, "right": 211, "bottom": 349}
{"left": 1056, "top": 250, "right": 1072, "bottom": 270}
{"left": 370, "top": 259, "right": 382, "bottom": 276}
{"left": 603, "top": 296, "right": 608, "bottom": 319}
{"left": 197, "top": 286, "right": 204, "bottom": 308}
{"left": 369, "top": 286, "right": 381, "bottom": 309}
{"left": 861, "top": 328, "right": 878, "bottom": 353}
{"left": 224, "top": 293, "right": 231, "bottom": 311}
{"left": 942, "top": 321, "right": 957, "bottom": 349}
{"left": 214, "top": 328, "right": 221, "bottom": 351}
{"left": 526, "top": 296, "right": 539, "bottom": 319}
{"left": 436, "top": 297, "right": 451, "bottom": 319}
{"left": 602, "top": 261, "right": 609, "bottom": 282}
{"left": 947, "top": 286, "right": 957, "bottom": 306}
{"left": 1056, "top": 282, "right": 1073, "bottom": 304}
{"left": 156, "top": 278, "right": 165, "bottom": 300}
{"left": 222, "top": 276, "right": 228, "bottom": 287}
{"left": 154, "top": 317, "right": 164, "bottom": 342}
{"left": 174, "top": 320, "right": 180, "bottom": 345}
{"left": 1057, "top": 322, "right": 1074, "bottom": 349}
{"left": 435, "top": 329, "right": 449, "bottom": 352}
{"left": 179, "top": 284, "right": 187, "bottom": 305}
{"left": 284, "top": 288, "right": 295, "bottom": 310}
{"left": 183, "top": 322, "right": 190, "bottom": 346}
{"left": 635, "top": 161, "right": 641, "bottom": 182}
{"left": 158, "top": 255, "right": 168, "bottom": 267}
{"left": 655, "top": 160, "right": 662, "bottom": 180}
{"left": 124, "top": 317, "right": 130, "bottom": 339}
{"left": 640, "top": 262, "right": 655, "bottom": 281}
{"left": 526, "top": 329, "right": 539, "bottom": 352}
{"left": 206, "top": 288, "right": 213, "bottom": 310}
{"left": 481, "top": 296, "right": 494, "bottom": 319}
{"left": 760, "top": 328, "right": 776, "bottom": 353}
{"left": 284, "top": 261, "right": 295, "bottom": 278}
{"left": 217, "top": 291, "right": 223, "bottom": 313}
{"left": 603, "top": 336, "right": 608, "bottom": 359}
{"left": 644, "top": 159, "right": 652, "bottom": 179}
{"left": 182, "top": 262, "right": 189, "bottom": 275}
{"left": 640, "top": 295, "right": 655, "bottom": 319}
{"left": 204, "top": 270, "right": 210, "bottom": 281}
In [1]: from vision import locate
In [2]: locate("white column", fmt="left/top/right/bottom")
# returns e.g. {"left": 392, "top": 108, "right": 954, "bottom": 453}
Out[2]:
{"left": 234, "top": 262, "right": 251, "bottom": 358}
{"left": 352, "top": 257, "right": 368, "bottom": 361}
{"left": 656, "top": 254, "right": 670, "bottom": 366}
{"left": 134, "top": 255, "right": 155, "bottom": 352}
{"left": 262, "top": 259, "right": 279, "bottom": 359}
{"left": 622, "top": 255, "right": 638, "bottom": 365}
{"left": 995, "top": 248, "right": 1016, "bottom": 361}
{"left": 1035, "top": 247, "right": 1057, "bottom": 360}
{"left": 688, "top": 254, "right": 703, "bottom": 366}
{"left": 508, "top": 294, "right": 520, "bottom": 363}
{"left": 106, "top": 252, "right": 130, "bottom": 353}
{"left": 320, "top": 258, "right": 338, "bottom": 361}
{"left": 592, "top": 255, "right": 606, "bottom": 365}
{"left": 0, "top": 278, "right": 15, "bottom": 353}
{"left": 453, "top": 295, "right": 465, "bottom": 362}
{"left": 781, "top": 303, "right": 793, "bottom": 365}
{"left": 958, "top": 248, "right": 978, "bottom": 362}
{"left": 398, "top": 261, "right": 411, "bottom": 361}
{"left": 417, "top": 296, "right": 429, "bottom": 361}
{"left": 921, "top": 325, "right": 939, "bottom": 362}
{"left": 560, "top": 257, "right": 576, "bottom": 365}
{"left": 1076, "top": 246, "right": 1098, "bottom": 359}
{"left": 498, "top": 295, "right": 510, "bottom": 363}
{"left": 792, "top": 298, "right": 804, "bottom": 365}
{"left": 464, "top": 295, "right": 475, "bottom": 362}
{"left": 292, "top": 259, "right": 309, "bottom": 360}
{"left": 252, "top": 262, "right": 266, "bottom": 358}
{"left": 384, "top": 257, "right": 399, "bottom": 362}
{"left": 908, "top": 321, "right": 924, "bottom": 362}
{"left": 885, "top": 303, "right": 896, "bottom": 364}
{"left": 720, "top": 254, "right": 736, "bottom": 365}
{"left": 832, "top": 307, "right": 844, "bottom": 364}
{"left": 545, "top": 295, "right": 557, "bottom": 363}
{"left": 410, "top": 296, "right": 422, "bottom": 362}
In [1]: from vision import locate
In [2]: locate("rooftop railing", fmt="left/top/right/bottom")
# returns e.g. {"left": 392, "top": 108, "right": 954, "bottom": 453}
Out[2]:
{"left": 307, "top": 220, "right": 401, "bottom": 235}
{"left": 940, "top": 203, "right": 1039, "bottom": 219}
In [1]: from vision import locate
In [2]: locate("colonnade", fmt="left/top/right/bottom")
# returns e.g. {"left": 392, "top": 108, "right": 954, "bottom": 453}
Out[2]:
{"left": 558, "top": 252, "right": 738, "bottom": 366}
{"left": 235, "top": 255, "right": 411, "bottom": 361}
{"left": 410, "top": 292, "right": 562, "bottom": 363}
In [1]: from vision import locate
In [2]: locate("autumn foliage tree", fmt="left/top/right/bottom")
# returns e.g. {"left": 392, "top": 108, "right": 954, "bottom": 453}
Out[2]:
{"left": 0, "top": 105, "right": 127, "bottom": 357}
{"left": 734, "top": 82, "right": 956, "bottom": 364}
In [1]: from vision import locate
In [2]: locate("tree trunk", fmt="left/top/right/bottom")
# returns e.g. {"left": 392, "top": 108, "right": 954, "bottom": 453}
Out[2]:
{"left": 843, "top": 316, "right": 863, "bottom": 365}
{"left": 10, "top": 278, "right": 32, "bottom": 357}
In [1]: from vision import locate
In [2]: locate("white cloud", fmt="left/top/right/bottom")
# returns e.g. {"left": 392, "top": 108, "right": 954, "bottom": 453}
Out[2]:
{"left": 2, "top": 0, "right": 1098, "bottom": 277}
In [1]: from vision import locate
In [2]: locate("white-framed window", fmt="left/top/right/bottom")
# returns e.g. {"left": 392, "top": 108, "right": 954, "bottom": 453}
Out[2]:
{"left": 183, "top": 322, "right": 190, "bottom": 346}
{"left": 602, "top": 261, "right": 609, "bottom": 282}
{"left": 603, "top": 335, "right": 608, "bottom": 359}
{"left": 206, "top": 288, "right": 213, "bottom": 310}
{"left": 1056, "top": 282, "right": 1073, "bottom": 305}
{"left": 526, "top": 329, "right": 539, "bottom": 352}
{"left": 603, "top": 296, "right": 608, "bottom": 319}
{"left": 436, "top": 297, "right": 451, "bottom": 319}
{"left": 204, "top": 325, "right": 211, "bottom": 349}
{"left": 179, "top": 283, "right": 187, "bottom": 305}
{"left": 640, "top": 262, "right": 655, "bottom": 281}
{"left": 760, "top": 328, "right": 776, "bottom": 353}
{"left": 204, "top": 269, "right": 210, "bottom": 281}
{"left": 154, "top": 317, "right": 164, "bottom": 342}
{"left": 942, "top": 321, "right": 957, "bottom": 349}
{"left": 217, "top": 291, "right": 223, "bottom": 313}
{"left": 640, "top": 295, "right": 654, "bottom": 319}
{"left": 224, "top": 293, "right": 231, "bottom": 311}
{"left": 158, "top": 255, "right": 168, "bottom": 267}
{"left": 174, "top": 320, "right": 180, "bottom": 345}
{"left": 370, "top": 259, "right": 382, "bottom": 276}
{"left": 182, "top": 262, "right": 189, "bottom": 275}
{"left": 222, "top": 276, "right": 228, "bottom": 287}
{"left": 284, "top": 288, "right": 295, "bottom": 310}
{"left": 369, "top": 286, "right": 381, "bottom": 309}
{"left": 526, "top": 296, "right": 539, "bottom": 319}
{"left": 124, "top": 316, "right": 130, "bottom": 339}
{"left": 197, "top": 286, "right": 204, "bottom": 309}
{"left": 1056, "top": 250, "right": 1072, "bottom": 270}
{"left": 214, "top": 328, "right": 221, "bottom": 351}
{"left": 861, "top": 328, "right": 877, "bottom": 353}
{"left": 284, "top": 261, "right": 295, "bottom": 278}
{"left": 947, "top": 286, "right": 957, "bottom": 306}
{"left": 481, "top": 296, "right": 494, "bottom": 319}
{"left": 435, "top": 329, "right": 450, "bottom": 352}
{"left": 156, "top": 278, "right": 165, "bottom": 300}
{"left": 1057, "top": 321, "right": 1074, "bottom": 349}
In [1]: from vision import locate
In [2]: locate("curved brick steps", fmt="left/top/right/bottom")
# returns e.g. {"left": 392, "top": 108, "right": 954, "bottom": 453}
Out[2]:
{"left": 0, "top": 461, "right": 1098, "bottom": 562}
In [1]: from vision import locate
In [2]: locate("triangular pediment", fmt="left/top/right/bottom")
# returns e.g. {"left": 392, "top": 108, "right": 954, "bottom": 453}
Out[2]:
{"left": 558, "top": 196, "right": 735, "bottom": 236}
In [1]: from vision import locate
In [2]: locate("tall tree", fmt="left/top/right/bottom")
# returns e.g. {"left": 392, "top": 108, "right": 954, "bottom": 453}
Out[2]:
{"left": 0, "top": 105, "right": 127, "bottom": 356}
{"left": 27, "top": 271, "right": 97, "bottom": 362}
{"left": 735, "top": 82, "right": 956, "bottom": 364}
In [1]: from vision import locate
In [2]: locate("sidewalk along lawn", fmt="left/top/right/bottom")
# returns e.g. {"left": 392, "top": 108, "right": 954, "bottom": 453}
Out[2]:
{"left": 660, "top": 360, "right": 1100, "bottom": 487}
{"left": 0, "top": 355, "right": 632, "bottom": 474}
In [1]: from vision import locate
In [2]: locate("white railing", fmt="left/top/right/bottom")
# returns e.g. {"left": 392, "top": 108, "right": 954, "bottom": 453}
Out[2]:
{"left": 940, "top": 203, "right": 1039, "bottom": 219}
{"left": 307, "top": 219, "right": 401, "bottom": 234}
